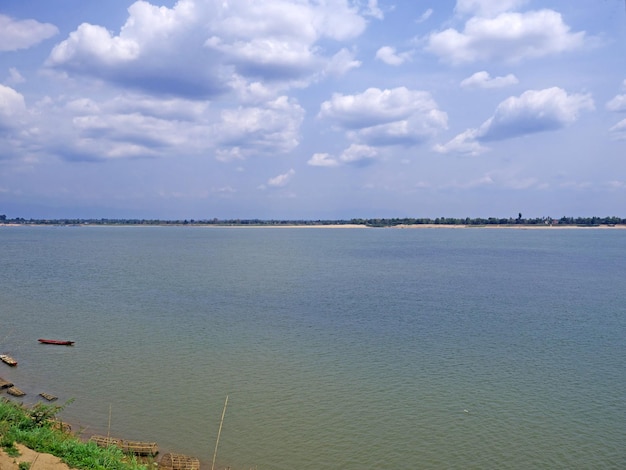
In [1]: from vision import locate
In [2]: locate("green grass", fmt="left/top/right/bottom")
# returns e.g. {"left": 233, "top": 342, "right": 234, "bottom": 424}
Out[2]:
{"left": 0, "top": 398, "right": 150, "bottom": 470}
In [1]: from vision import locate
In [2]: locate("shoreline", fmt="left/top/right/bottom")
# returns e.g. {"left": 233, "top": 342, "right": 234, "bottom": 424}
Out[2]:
{"left": 0, "top": 406, "right": 196, "bottom": 470}
{"left": 1, "top": 223, "right": 625, "bottom": 229}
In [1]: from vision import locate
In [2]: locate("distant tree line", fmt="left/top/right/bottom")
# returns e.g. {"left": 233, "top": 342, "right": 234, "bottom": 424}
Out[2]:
{"left": 1, "top": 214, "right": 624, "bottom": 227}
{"left": 352, "top": 216, "right": 625, "bottom": 227}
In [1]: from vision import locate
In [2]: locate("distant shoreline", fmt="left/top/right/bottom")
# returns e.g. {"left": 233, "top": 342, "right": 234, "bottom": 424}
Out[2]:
{"left": 2, "top": 223, "right": 625, "bottom": 229}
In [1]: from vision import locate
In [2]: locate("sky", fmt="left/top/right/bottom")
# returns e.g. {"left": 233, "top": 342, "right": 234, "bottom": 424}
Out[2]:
{"left": 0, "top": 0, "right": 625, "bottom": 220}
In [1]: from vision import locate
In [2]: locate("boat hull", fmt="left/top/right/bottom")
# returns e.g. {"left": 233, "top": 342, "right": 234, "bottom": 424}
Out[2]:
{"left": 38, "top": 339, "right": 75, "bottom": 346}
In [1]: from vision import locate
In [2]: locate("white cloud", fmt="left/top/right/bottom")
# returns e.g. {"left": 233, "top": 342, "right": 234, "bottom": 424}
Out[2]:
{"left": 5, "top": 68, "right": 25, "bottom": 86}
{"left": 352, "top": 111, "right": 447, "bottom": 146}
{"left": 0, "top": 88, "right": 303, "bottom": 162}
{"left": 229, "top": 77, "right": 279, "bottom": 105}
{"left": 104, "top": 94, "right": 210, "bottom": 122}
{"left": 0, "top": 14, "right": 58, "bottom": 51}
{"left": 318, "top": 87, "right": 447, "bottom": 147}
{"left": 426, "top": 9, "right": 585, "bottom": 64}
{"left": 478, "top": 87, "right": 594, "bottom": 141}
{"left": 455, "top": 0, "right": 528, "bottom": 17}
{"left": 308, "top": 153, "right": 339, "bottom": 167}
{"left": 46, "top": 0, "right": 368, "bottom": 98}
{"left": 318, "top": 87, "right": 445, "bottom": 129}
{"left": 267, "top": 169, "right": 295, "bottom": 187}
{"left": 319, "top": 87, "right": 420, "bottom": 128}
{"left": 205, "top": 35, "right": 320, "bottom": 80}
{"left": 65, "top": 98, "right": 102, "bottom": 115}
{"left": 363, "top": 0, "right": 384, "bottom": 20}
{"left": 434, "top": 128, "right": 487, "bottom": 156}
{"left": 416, "top": 9, "right": 433, "bottom": 24}
{"left": 375, "top": 46, "right": 412, "bottom": 66}
{"left": 325, "top": 48, "right": 362, "bottom": 77}
{"left": 214, "top": 96, "right": 304, "bottom": 158}
{"left": 606, "top": 94, "right": 626, "bottom": 113}
{"left": 71, "top": 113, "right": 190, "bottom": 148}
{"left": 48, "top": 93, "right": 215, "bottom": 160}
{"left": 42, "top": 103, "right": 201, "bottom": 161}
{"left": 460, "top": 71, "right": 518, "bottom": 89}
{"left": 47, "top": 22, "right": 140, "bottom": 68}
{"left": 204, "top": 0, "right": 366, "bottom": 80}
{"left": 47, "top": 8, "right": 224, "bottom": 98}
{"left": 215, "top": 148, "right": 245, "bottom": 163}
{"left": 0, "top": 84, "right": 27, "bottom": 130}
{"left": 609, "top": 118, "right": 626, "bottom": 140}
{"left": 339, "top": 143, "right": 378, "bottom": 164}
{"left": 436, "top": 87, "right": 594, "bottom": 154}
{"left": 212, "top": 185, "right": 236, "bottom": 195}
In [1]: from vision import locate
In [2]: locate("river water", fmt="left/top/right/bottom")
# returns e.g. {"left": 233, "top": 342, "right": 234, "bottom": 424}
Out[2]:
{"left": 0, "top": 226, "right": 624, "bottom": 469}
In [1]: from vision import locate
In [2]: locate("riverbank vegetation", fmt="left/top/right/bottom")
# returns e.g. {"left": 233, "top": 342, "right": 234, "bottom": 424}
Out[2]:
{"left": 1, "top": 214, "right": 624, "bottom": 227}
{"left": 0, "top": 399, "right": 148, "bottom": 470}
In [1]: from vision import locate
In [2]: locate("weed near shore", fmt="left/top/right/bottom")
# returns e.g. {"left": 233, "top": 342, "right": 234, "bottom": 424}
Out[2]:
{"left": 0, "top": 399, "right": 149, "bottom": 470}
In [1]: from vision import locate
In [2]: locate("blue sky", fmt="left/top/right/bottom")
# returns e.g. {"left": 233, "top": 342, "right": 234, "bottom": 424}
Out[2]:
{"left": 1, "top": 0, "right": 625, "bottom": 219}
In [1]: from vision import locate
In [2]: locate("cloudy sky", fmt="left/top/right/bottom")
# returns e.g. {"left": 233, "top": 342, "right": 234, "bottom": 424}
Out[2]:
{"left": 1, "top": 0, "right": 625, "bottom": 219}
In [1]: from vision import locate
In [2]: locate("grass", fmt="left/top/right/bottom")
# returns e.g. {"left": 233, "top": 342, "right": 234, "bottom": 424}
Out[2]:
{"left": 0, "top": 398, "right": 151, "bottom": 470}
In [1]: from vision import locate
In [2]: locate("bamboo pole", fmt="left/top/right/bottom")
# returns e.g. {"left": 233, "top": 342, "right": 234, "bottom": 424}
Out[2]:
{"left": 211, "top": 395, "right": 229, "bottom": 470}
{"left": 106, "top": 404, "right": 112, "bottom": 447}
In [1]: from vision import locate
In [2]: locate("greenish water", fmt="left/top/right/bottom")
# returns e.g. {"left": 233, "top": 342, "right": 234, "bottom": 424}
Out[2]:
{"left": 0, "top": 226, "right": 624, "bottom": 469}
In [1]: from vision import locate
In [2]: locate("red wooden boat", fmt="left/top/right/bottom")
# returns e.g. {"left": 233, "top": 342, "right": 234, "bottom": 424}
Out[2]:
{"left": 38, "top": 339, "right": 75, "bottom": 346}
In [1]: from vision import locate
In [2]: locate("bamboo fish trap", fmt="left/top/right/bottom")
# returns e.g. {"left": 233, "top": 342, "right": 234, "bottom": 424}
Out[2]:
{"left": 158, "top": 452, "right": 200, "bottom": 470}
{"left": 6, "top": 386, "right": 25, "bottom": 397}
{"left": 90, "top": 435, "right": 159, "bottom": 456}
{"left": 39, "top": 392, "right": 58, "bottom": 401}
{"left": 0, "top": 377, "right": 13, "bottom": 389}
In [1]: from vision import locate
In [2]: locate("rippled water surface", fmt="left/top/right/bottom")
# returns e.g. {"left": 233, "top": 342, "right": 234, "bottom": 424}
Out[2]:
{"left": 1, "top": 226, "right": 624, "bottom": 469}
